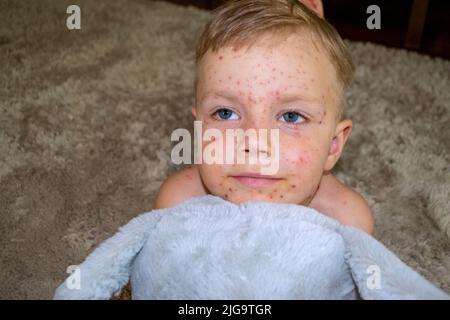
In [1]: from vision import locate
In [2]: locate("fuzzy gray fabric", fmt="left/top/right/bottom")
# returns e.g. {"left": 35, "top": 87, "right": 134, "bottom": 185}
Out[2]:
{"left": 0, "top": 0, "right": 449, "bottom": 299}
{"left": 53, "top": 195, "right": 448, "bottom": 300}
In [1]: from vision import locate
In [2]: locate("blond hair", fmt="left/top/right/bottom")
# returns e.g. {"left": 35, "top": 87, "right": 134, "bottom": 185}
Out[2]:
{"left": 195, "top": 0, "right": 354, "bottom": 120}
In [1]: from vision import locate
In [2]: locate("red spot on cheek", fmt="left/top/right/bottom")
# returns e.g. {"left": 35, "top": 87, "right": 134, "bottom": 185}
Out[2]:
{"left": 280, "top": 195, "right": 284, "bottom": 199}
{"left": 291, "top": 184, "right": 296, "bottom": 188}
{"left": 219, "top": 56, "right": 223, "bottom": 60}
{"left": 298, "top": 156, "right": 308, "bottom": 164}
{"left": 224, "top": 194, "right": 228, "bottom": 199}
{"left": 228, "top": 187, "right": 233, "bottom": 192}
{"left": 236, "top": 80, "right": 241, "bottom": 85}
{"left": 185, "top": 174, "right": 192, "bottom": 180}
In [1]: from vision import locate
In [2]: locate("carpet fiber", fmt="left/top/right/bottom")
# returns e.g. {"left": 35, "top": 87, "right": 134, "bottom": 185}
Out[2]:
{"left": 0, "top": 0, "right": 449, "bottom": 299}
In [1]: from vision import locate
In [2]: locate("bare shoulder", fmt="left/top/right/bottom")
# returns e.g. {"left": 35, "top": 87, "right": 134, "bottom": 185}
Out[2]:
{"left": 310, "top": 174, "right": 375, "bottom": 234}
{"left": 153, "top": 165, "right": 207, "bottom": 209}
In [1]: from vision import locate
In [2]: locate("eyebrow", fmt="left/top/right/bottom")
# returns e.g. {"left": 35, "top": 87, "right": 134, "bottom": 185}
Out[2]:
{"left": 200, "top": 90, "right": 324, "bottom": 108}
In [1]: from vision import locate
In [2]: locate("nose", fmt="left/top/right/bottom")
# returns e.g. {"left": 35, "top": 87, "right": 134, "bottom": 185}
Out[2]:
{"left": 237, "top": 119, "right": 271, "bottom": 156}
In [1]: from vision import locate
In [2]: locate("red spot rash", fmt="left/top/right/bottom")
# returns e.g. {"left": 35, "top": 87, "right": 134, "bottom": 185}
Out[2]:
{"left": 224, "top": 194, "right": 229, "bottom": 198}
{"left": 291, "top": 184, "right": 296, "bottom": 188}
{"left": 219, "top": 56, "right": 223, "bottom": 60}
{"left": 280, "top": 195, "right": 284, "bottom": 199}
{"left": 228, "top": 187, "right": 233, "bottom": 192}
{"left": 236, "top": 80, "right": 241, "bottom": 85}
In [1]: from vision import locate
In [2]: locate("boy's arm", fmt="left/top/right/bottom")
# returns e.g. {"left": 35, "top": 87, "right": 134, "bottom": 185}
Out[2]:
{"left": 153, "top": 166, "right": 206, "bottom": 209}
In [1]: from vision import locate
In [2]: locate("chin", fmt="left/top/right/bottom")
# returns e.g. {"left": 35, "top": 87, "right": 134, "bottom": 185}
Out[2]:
{"left": 226, "top": 194, "right": 286, "bottom": 204}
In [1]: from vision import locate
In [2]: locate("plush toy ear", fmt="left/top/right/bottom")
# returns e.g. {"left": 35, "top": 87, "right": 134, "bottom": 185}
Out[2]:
{"left": 53, "top": 211, "right": 163, "bottom": 300}
{"left": 339, "top": 226, "right": 449, "bottom": 300}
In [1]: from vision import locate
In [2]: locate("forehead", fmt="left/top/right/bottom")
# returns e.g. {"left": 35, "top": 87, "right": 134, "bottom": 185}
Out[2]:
{"left": 196, "top": 33, "right": 339, "bottom": 106}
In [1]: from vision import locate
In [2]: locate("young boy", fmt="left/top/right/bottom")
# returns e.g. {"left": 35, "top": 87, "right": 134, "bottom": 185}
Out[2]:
{"left": 154, "top": 0, "right": 374, "bottom": 234}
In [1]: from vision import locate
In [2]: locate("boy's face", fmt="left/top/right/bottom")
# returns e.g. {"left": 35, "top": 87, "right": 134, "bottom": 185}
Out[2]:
{"left": 194, "top": 32, "right": 351, "bottom": 205}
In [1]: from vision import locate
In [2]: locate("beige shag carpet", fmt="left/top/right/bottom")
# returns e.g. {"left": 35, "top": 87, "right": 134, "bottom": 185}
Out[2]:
{"left": 0, "top": 0, "right": 449, "bottom": 299}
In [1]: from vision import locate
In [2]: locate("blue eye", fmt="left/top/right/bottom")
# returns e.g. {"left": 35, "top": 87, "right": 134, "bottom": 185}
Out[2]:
{"left": 279, "top": 111, "right": 305, "bottom": 124}
{"left": 214, "top": 108, "right": 239, "bottom": 120}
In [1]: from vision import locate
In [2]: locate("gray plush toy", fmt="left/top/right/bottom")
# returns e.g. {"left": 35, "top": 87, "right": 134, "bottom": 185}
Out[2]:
{"left": 54, "top": 195, "right": 449, "bottom": 299}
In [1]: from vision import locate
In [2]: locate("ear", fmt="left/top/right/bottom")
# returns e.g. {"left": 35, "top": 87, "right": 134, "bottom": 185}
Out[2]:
{"left": 324, "top": 119, "right": 352, "bottom": 171}
{"left": 191, "top": 106, "right": 197, "bottom": 119}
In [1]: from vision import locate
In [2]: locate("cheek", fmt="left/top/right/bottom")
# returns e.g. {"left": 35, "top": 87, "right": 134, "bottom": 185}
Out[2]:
{"left": 199, "top": 164, "right": 224, "bottom": 186}
{"left": 280, "top": 137, "right": 315, "bottom": 168}
{"left": 283, "top": 150, "right": 312, "bottom": 169}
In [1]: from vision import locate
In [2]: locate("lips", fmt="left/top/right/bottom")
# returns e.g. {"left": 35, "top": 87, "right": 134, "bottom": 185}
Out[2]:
{"left": 231, "top": 173, "right": 282, "bottom": 188}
